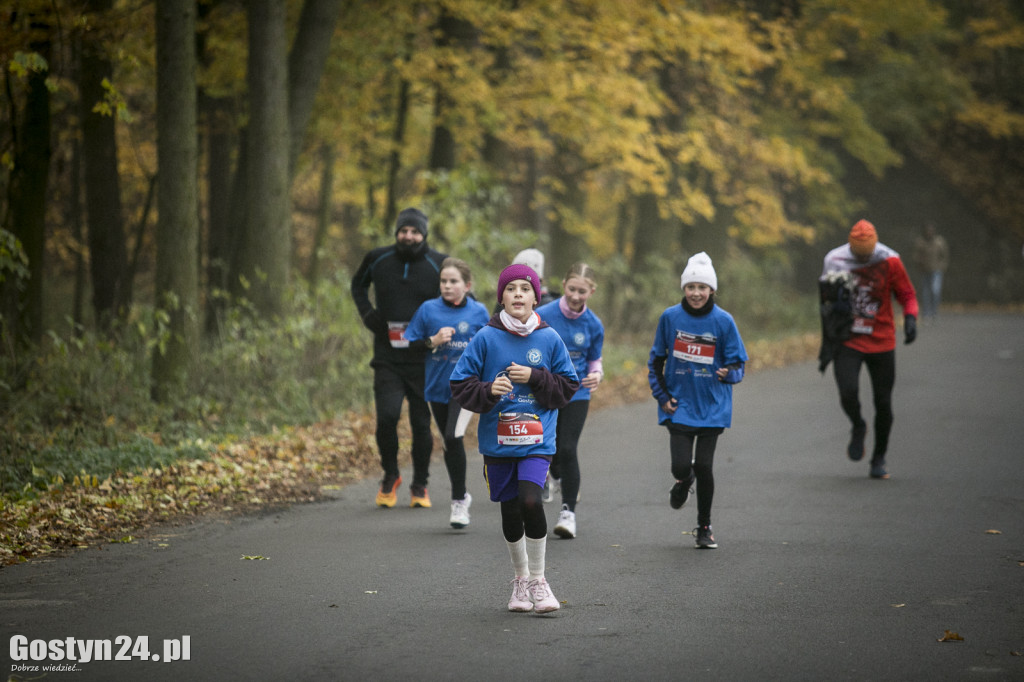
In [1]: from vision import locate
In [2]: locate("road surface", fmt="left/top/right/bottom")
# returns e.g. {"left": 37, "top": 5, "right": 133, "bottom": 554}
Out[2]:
{"left": 2, "top": 312, "right": 1022, "bottom": 681}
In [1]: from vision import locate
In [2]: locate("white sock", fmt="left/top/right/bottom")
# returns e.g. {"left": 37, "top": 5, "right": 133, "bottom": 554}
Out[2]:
{"left": 506, "top": 537, "right": 529, "bottom": 578}
{"left": 525, "top": 536, "right": 547, "bottom": 581}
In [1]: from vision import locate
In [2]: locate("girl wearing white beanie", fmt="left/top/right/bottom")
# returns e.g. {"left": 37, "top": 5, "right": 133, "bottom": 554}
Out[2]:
{"left": 647, "top": 252, "right": 748, "bottom": 549}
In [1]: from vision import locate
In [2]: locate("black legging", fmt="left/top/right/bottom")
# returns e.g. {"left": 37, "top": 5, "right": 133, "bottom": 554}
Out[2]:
{"left": 500, "top": 480, "right": 547, "bottom": 542}
{"left": 550, "top": 400, "right": 589, "bottom": 512}
{"left": 429, "top": 400, "right": 468, "bottom": 500}
{"left": 668, "top": 425, "right": 722, "bottom": 527}
{"left": 832, "top": 346, "right": 895, "bottom": 462}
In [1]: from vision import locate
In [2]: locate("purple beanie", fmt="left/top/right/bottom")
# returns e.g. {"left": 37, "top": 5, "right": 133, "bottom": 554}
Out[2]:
{"left": 497, "top": 264, "right": 541, "bottom": 304}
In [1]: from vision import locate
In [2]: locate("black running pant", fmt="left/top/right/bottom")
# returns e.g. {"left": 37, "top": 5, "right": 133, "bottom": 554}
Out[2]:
{"left": 668, "top": 424, "right": 722, "bottom": 527}
{"left": 429, "top": 400, "right": 468, "bottom": 500}
{"left": 550, "top": 400, "right": 589, "bottom": 512}
{"left": 832, "top": 346, "right": 895, "bottom": 461}
{"left": 373, "top": 362, "right": 433, "bottom": 487}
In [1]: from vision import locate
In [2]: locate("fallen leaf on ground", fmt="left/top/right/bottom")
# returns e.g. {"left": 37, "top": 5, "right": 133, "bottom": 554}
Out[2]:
{"left": 985, "top": 529, "right": 1002, "bottom": 534}
{"left": 938, "top": 630, "right": 964, "bottom": 642}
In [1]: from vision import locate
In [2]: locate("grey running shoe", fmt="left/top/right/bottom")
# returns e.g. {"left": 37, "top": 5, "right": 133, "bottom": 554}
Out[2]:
{"left": 695, "top": 525, "right": 718, "bottom": 549}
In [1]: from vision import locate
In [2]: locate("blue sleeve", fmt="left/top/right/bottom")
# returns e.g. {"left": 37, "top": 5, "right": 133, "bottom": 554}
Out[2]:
{"left": 647, "top": 312, "right": 672, "bottom": 405}
{"left": 450, "top": 332, "right": 501, "bottom": 413}
{"left": 404, "top": 302, "right": 431, "bottom": 343}
{"left": 588, "top": 316, "right": 604, "bottom": 363}
{"left": 720, "top": 366, "right": 744, "bottom": 384}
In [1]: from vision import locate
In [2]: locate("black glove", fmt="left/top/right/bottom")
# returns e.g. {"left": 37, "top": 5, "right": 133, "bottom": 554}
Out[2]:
{"left": 361, "top": 309, "right": 388, "bottom": 336}
{"left": 904, "top": 314, "right": 917, "bottom": 345}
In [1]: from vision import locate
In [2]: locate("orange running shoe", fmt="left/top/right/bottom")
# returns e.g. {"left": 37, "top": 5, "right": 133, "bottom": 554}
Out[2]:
{"left": 375, "top": 476, "right": 401, "bottom": 508}
{"left": 410, "top": 485, "right": 431, "bottom": 508}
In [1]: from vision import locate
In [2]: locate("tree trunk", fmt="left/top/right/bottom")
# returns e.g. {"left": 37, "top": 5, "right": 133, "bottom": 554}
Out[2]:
{"left": 198, "top": 0, "right": 238, "bottom": 336}
{"left": 71, "top": 139, "right": 85, "bottom": 335}
{"left": 287, "top": 0, "right": 343, "bottom": 175}
{"left": 151, "top": 0, "right": 199, "bottom": 402}
{"left": 4, "top": 28, "right": 51, "bottom": 344}
{"left": 307, "top": 144, "right": 334, "bottom": 287}
{"left": 233, "top": 0, "right": 291, "bottom": 316}
{"left": 79, "top": 0, "right": 129, "bottom": 328}
{"left": 428, "top": 9, "right": 477, "bottom": 173}
{"left": 385, "top": 76, "right": 410, "bottom": 231}
{"left": 428, "top": 87, "right": 456, "bottom": 172}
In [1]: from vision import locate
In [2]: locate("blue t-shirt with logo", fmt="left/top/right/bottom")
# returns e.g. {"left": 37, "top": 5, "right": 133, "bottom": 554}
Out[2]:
{"left": 450, "top": 324, "right": 577, "bottom": 458}
{"left": 535, "top": 299, "right": 604, "bottom": 402}
{"left": 405, "top": 296, "right": 490, "bottom": 402}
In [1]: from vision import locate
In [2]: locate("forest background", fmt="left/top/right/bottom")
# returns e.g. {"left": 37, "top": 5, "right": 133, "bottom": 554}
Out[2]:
{"left": 1, "top": 0, "right": 1022, "bottom": 562}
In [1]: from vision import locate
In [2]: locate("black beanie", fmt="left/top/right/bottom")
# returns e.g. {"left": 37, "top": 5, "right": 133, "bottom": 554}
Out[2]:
{"left": 395, "top": 207, "right": 428, "bottom": 238}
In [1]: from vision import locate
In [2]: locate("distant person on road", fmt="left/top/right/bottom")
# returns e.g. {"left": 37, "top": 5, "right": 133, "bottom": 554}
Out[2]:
{"left": 405, "top": 257, "right": 490, "bottom": 529}
{"left": 820, "top": 219, "right": 919, "bottom": 479}
{"left": 351, "top": 208, "right": 446, "bottom": 509}
{"left": 450, "top": 264, "right": 579, "bottom": 614}
{"left": 535, "top": 262, "right": 604, "bottom": 539}
{"left": 912, "top": 222, "right": 948, "bottom": 320}
{"left": 647, "top": 252, "right": 747, "bottom": 550}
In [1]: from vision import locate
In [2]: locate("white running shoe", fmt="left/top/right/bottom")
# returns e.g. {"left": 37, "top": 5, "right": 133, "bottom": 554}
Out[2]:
{"left": 527, "top": 577, "right": 560, "bottom": 613}
{"left": 449, "top": 492, "right": 472, "bottom": 529}
{"left": 508, "top": 577, "right": 533, "bottom": 612}
{"left": 542, "top": 473, "right": 560, "bottom": 503}
{"left": 553, "top": 504, "right": 576, "bottom": 539}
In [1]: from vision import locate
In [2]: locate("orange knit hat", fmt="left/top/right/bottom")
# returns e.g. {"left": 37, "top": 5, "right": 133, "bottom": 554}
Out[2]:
{"left": 849, "top": 219, "right": 878, "bottom": 257}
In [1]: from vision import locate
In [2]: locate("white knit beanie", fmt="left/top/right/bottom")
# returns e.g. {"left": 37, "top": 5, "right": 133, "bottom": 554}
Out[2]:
{"left": 513, "top": 248, "right": 545, "bottom": 280}
{"left": 680, "top": 252, "right": 718, "bottom": 291}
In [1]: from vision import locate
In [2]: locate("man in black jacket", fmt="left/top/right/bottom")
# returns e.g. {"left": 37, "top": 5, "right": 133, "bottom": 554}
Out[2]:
{"left": 351, "top": 208, "right": 447, "bottom": 508}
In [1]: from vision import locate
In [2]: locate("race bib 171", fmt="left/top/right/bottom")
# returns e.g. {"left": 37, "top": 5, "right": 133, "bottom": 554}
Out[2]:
{"left": 672, "top": 330, "right": 716, "bottom": 364}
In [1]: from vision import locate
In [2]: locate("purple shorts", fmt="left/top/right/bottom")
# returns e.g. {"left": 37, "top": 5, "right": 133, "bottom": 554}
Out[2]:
{"left": 482, "top": 455, "right": 551, "bottom": 502}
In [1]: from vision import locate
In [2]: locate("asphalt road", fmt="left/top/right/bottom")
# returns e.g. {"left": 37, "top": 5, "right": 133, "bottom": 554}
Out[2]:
{"left": 3, "top": 312, "right": 1022, "bottom": 682}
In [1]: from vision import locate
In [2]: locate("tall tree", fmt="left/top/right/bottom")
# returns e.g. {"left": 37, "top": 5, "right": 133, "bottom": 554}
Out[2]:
{"left": 151, "top": 0, "right": 199, "bottom": 401}
{"left": 3, "top": 38, "right": 50, "bottom": 344}
{"left": 79, "top": 0, "right": 130, "bottom": 328}
{"left": 230, "top": 0, "right": 290, "bottom": 316}
{"left": 225, "top": 0, "right": 339, "bottom": 315}
{"left": 287, "top": 0, "right": 343, "bottom": 174}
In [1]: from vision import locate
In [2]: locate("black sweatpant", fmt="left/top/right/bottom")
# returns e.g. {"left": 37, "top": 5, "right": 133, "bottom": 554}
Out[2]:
{"left": 373, "top": 362, "right": 432, "bottom": 487}
{"left": 668, "top": 424, "right": 723, "bottom": 528}
{"left": 832, "top": 346, "right": 896, "bottom": 462}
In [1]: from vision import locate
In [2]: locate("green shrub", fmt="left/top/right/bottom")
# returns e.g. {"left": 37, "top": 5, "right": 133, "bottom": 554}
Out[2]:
{"left": 0, "top": 272, "right": 373, "bottom": 496}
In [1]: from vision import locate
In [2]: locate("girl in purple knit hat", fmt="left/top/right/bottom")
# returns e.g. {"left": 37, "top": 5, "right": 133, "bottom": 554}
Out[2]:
{"left": 450, "top": 264, "right": 579, "bottom": 614}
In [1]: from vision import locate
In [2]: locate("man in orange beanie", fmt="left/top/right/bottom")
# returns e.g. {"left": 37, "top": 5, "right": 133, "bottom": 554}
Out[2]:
{"left": 819, "top": 219, "right": 919, "bottom": 479}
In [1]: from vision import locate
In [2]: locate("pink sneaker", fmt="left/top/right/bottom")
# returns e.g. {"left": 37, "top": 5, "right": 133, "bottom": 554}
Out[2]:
{"left": 527, "top": 577, "right": 560, "bottom": 613}
{"left": 507, "top": 577, "right": 533, "bottom": 612}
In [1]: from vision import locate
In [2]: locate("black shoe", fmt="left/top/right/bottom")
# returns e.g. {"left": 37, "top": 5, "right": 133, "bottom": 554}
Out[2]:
{"left": 670, "top": 472, "right": 696, "bottom": 510}
{"left": 847, "top": 422, "right": 867, "bottom": 461}
{"left": 695, "top": 525, "right": 718, "bottom": 549}
{"left": 869, "top": 460, "right": 890, "bottom": 479}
